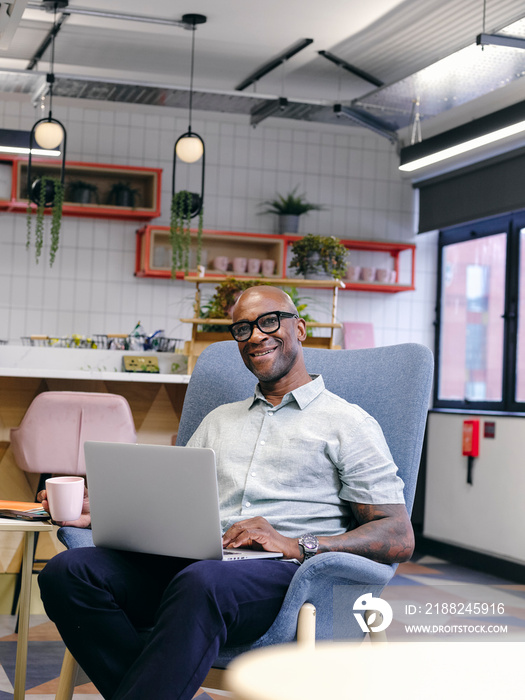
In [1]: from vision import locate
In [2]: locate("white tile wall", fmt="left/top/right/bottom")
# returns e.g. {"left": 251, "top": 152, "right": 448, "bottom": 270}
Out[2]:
{"left": 0, "top": 93, "right": 437, "bottom": 352}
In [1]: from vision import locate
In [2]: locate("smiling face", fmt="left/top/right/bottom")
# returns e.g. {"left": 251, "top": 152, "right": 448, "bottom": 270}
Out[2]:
{"left": 231, "top": 286, "right": 308, "bottom": 386}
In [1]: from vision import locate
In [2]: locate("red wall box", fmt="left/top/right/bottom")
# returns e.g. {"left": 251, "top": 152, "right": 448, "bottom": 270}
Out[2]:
{"left": 135, "top": 225, "right": 416, "bottom": 293}
{"left": 0, "top": 156, "right": 162, "bottom": 221}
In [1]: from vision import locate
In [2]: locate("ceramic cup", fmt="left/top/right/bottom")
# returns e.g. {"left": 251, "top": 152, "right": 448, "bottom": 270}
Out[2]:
{"left": 345, "top": 265, "right": 361, "bottom": 282}
{"left": 389, "top": 270, "right": 397, "bottom": 283}
{"left": 45, "top": 476, "right": 85, "bottom": 522}
{"left": 233, "top": 257, "right": 248, "bottom": 274}
{"left": 262, "top": 259, "right": 276, "bottom": 276}
{"left": 375, "top": 268, "right": 389, "bottom": 283}
{"left": 360, "top": 267, "right": 376, "bottom": 282}
{"left": 247, "top": 258, "right": 261, "bottom": 275}
{"left": 213, "top": 256, "right": 229, "bottom": 272}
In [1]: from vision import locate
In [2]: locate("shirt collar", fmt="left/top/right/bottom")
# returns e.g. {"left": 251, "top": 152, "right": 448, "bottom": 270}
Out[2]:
{"left": 250, "top": 374, "right": 325, "bottom": 410}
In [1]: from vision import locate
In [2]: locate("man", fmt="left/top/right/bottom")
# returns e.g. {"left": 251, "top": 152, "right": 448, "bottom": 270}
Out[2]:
{"left": 39, "top": 285, "right": 414, "bottom": 700}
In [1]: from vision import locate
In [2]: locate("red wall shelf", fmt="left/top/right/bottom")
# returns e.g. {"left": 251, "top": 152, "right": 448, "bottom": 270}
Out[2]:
{"left": 0, "top": 156, "right": 162, "bottom": 221}
{"left": 135, "top": 226, "right": 416, "bottom": 293}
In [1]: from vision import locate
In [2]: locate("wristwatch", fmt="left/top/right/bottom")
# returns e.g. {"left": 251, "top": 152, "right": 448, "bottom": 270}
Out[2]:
{"left": 298, "top": 533, "right": 319, "bottom": 562}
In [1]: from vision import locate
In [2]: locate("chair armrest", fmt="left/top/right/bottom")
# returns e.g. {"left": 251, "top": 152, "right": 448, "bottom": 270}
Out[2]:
{"left": 262, "top": 552, "right": 396, "bottom": 642}
{"left": 57, "top": 526, "right": 95, "bottom": 549}
{"left": 214, "top": 552, "right": 396, "bottom": 668}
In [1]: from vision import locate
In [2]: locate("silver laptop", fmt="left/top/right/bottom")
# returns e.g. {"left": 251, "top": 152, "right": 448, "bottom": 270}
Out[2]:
{"left": 84, "top": 441, "right": 283, "bottom": 562}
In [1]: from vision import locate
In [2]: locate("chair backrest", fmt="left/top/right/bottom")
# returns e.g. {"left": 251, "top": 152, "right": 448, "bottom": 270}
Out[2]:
{"left": 176, "top": 341, "right": 433, "bottom": 513}
{"left": 10, "top": 391, "right": 137, "bottom": 475}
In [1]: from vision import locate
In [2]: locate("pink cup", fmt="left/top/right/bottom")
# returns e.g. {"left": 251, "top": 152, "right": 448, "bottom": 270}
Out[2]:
{"left": 345, "top": 265, "right": 361, "bottom": 282}
{"left": 45, "top": 476, "right": 84, "bottom": 522}
{"left": 233, "top": 257, "right": 247, "bottom": 273}
{"left": 262, "top": 259, "right": 276, "bottom": 276}
{"left": 375, "top": 268, "right": 389, "bottom": 283}
{"left": 360, "top": 267, "right": 376, "bottom": 282}
{"left": 213, "top": 256, "right": 229, "bottom": 272}
{"left": 248, "top": 258, "right": 261, "bottom": 275}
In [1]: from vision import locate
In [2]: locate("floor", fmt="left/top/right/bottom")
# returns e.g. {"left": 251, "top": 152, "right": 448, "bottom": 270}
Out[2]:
{"left": 0, "top": 552, "right": 524, "bottom": 699}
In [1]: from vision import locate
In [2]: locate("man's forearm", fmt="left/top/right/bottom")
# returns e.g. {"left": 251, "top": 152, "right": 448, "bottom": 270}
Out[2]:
{"left": 316, "top": 504, "right": 415, "bottom": 564}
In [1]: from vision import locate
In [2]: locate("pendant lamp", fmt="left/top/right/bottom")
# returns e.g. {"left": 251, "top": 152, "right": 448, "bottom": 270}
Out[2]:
{"left": 27, "top": 1, "right": 67, "bottom": 206}
{"left": 172, "top": 13, "right": 206, "bottom": 218}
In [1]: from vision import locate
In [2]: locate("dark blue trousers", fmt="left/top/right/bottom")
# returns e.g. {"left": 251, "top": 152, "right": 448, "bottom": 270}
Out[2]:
{"left": 38, "top": 547, "right": 297, "bottom": 700}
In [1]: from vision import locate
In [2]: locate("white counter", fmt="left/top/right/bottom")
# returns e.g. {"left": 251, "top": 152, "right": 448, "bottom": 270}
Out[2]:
{"left": 0, "top": 346, "right": 191, "bottom": 384}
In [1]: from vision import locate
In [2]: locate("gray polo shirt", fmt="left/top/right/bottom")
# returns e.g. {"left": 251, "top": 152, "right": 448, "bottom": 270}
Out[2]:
{"left": 187, "top": 375, "right": 405, "bottom": 538}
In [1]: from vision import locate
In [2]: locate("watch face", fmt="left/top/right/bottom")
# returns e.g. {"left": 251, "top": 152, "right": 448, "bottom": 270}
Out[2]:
{"left": 300, "top": 534, "right": 318, "bottom": 550}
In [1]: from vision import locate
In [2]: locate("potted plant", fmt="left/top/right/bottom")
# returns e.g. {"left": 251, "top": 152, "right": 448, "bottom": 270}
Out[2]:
{"left": 169, "top": 190, "right": 203, "bottom": 276}
{"left": 26, "top": 175, "right": 65, "bottom": 266}
{"left": 67, "top": 180, "right": 99, "bottom": 204}
{"left": 107, "top": 181, "right": 141, "bottom": 208}
{"left": 260, "top": 186, "right": 326, "bottom": 234}
{"left": 289, "top": 234, "right": 348, "bottom": 279}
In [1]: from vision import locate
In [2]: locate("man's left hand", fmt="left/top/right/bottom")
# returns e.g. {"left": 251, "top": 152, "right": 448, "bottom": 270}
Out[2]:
{"left": 222, "top": 516, "right": 301, "bottom": 560}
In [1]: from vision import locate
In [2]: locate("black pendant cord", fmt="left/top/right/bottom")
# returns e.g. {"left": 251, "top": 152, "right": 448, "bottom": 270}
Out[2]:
{"left": 47, "top": 3, "right": 57, "bottom": 119}
{"left": 187, "top": 20, "right": 196, "bottom": 133}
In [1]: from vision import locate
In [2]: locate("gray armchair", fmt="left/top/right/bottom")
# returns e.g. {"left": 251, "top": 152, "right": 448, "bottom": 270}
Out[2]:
{"left": 54, "top": 341, "right": 433, "bottom": 697}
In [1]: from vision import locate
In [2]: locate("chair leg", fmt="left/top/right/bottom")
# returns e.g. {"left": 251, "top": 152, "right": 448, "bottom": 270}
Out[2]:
{"left": 297, "top": 602, "right": 316, "bottom": 647}
{"left": 55, "top": 648, "right": 79, "bottom": 700}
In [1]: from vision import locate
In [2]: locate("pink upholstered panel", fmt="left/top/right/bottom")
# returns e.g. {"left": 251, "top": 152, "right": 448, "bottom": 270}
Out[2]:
{"left": 10, "top": 391, "right": 137, "bottom": 475}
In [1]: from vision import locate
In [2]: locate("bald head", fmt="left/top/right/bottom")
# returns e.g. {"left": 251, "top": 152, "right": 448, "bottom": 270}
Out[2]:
{"left": 232, "top": 286, "right": 298, "bottom": 321}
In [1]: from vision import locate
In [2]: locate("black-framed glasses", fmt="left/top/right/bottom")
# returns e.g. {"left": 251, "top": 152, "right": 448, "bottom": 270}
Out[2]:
{"left": 228, "top": 311, "right": 299, "bottom": 342}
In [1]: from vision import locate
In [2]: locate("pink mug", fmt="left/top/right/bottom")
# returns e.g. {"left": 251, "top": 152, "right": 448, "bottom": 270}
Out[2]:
{"left": 213, "top": 256, "right": 229, "bottom": 272}
{"left": 360, "top": 267, "right": 376, "bottom": 282}
{"left": 45, "top": 476, "right": 84, "bottom": 522}
{"left": 345, "top": 265, "right": 361, "bottom": 282}
{"left": 248, "top": 258, "right": 261, "bottom": 275}
{"left": 233, "top": 257, "right": 248, "bottom": 274}
{"left": 375, "top": 268, "right": 389, "bottom": 283}
{"left": 262, "top": 259, "right": 276, "bottom": 276}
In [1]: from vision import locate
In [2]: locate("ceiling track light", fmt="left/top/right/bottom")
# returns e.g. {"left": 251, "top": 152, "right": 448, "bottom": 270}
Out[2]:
{"left": 235, "top": 38, "right": 313, "bottom": 92}
{"left": 250, "top": 97, "right": 289, "bottom": 127}
{"left": 27, "top": 0, "right": 67, "bottom": 206}
{"left": 334, "top": 104, "right": 398, "bottom": 144}
{"left": 172, "top": 13, "right": 206, "bottom": 218}
{"left": 318, "top": 50, "right": 383, "bottom": 88}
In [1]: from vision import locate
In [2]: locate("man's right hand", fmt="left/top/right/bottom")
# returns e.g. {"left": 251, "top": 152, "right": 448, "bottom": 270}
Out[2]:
{"left": 37, "top": 487, "right": 92, "bottom": 528}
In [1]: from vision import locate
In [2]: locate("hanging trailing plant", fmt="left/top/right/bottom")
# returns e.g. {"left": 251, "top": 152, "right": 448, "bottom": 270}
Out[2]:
{"left": 169, "top": 190, "right": 203, "bottom": 276}
{"left": 26, "top": 175, "right": 65, "bottom": 266}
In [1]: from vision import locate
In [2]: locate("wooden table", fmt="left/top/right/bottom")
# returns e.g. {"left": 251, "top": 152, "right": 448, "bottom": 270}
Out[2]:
{"left": 226, "top": 640, "right": 525, "bottom": 700}
{"left": 0, "top": 518, "right": 53, "bottom": 699}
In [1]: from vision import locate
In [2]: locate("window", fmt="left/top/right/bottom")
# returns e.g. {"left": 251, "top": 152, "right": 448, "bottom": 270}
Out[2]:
{"left": 435, "top": 213, "right": 525, "bottom": 411}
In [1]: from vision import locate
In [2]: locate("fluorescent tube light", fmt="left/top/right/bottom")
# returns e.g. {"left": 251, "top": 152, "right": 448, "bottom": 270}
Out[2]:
{"left": 0, "top": 146, "right": 61, "bottom": 156}
{"left": 399, "top": 101, "right": 525, "bottom": 173}
{"left": 0, "top": 129, "right": 61, "bottom": 157}
{"left": 400, "top": 120, "right": 525, "bottom": 172}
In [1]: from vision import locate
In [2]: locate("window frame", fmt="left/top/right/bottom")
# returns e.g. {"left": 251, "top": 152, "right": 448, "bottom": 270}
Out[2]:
{"left": 434, "top": 211, "right": 525, "bottom": 412}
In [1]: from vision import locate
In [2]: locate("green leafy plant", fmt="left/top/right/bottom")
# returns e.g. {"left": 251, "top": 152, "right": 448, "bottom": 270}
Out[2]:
{"left": 26, "top": 176, "right": 65, "bottom": 266}
{"left": 169, "top": 190, "right": 203, "bottom": 276}
{"left": 282, "top": 286, "right": 317, "bottom": 336}
{"left": 260, "top": 186, "right": 325, "bottom": 216}
{"left": 199, "top": 279, "right": 317, "bottom": 334}
{"left": 289, "top": 234, "right": 348, "bottom": 279}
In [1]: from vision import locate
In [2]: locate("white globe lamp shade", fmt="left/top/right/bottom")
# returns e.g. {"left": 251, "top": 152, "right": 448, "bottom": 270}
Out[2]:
{"left": 34, "top": 121, "right": 64, "bottom": 150}
{"left": 176, "top": 135, "right": 204, "bottom": 163}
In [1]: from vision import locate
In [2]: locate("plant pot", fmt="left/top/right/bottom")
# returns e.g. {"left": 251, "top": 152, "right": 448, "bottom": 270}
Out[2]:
{"left": 107, "top": 187, "right": 137, "bottom": 207}
{"left": 278, "top": 214, "right": 299, "bottom": 234}
{"left": 30, "top": 178, "right": 56, "bottom": 207}
{"left": 71, "top": 187, "right": 96, "bottom": 204}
